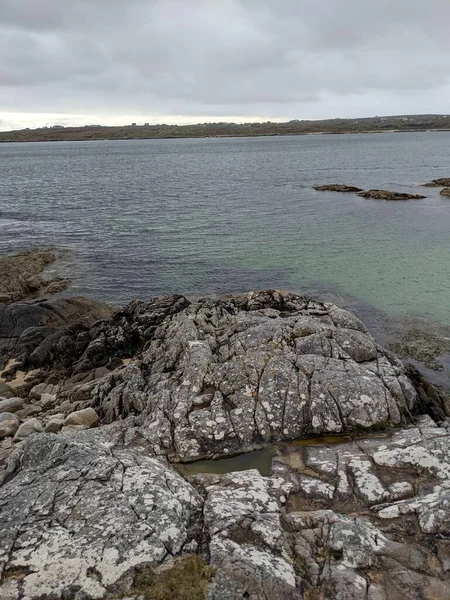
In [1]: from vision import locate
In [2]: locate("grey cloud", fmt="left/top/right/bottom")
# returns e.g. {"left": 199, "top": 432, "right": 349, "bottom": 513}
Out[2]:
{"left": 0, "top": 0, "right": 449, "bottom": 127}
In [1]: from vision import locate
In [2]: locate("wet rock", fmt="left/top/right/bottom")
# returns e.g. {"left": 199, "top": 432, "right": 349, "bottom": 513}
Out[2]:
{"left": 422, "top": 177, "right": 450, "bottom": 187}
{"left": 0, "top": 433, "right": 202, "bottom": 599}
{"left": 64, "top": 407, "right": 99, "bottom": 428}
{"left": 313, "top": 184, "right": 363, "bottom": 193}
{"left": 13, "top": 418, "right": 44, "bottom": 441}
{"left": 357, "top": 189, "right": 426, "bottom": 200}
{"left": 440, "top": 187, "right": 450, "bottom": 197}
{"left": 0, "top": 413, "right": 20, "bottom": 438}
{"left": 0, "top": 297, "right": 112, "bottom": 376}
{"left": 0, "top": 398, "right": 24, "bottom": 414}
{"left": 0, "top": 249, "right": 68, "bottom": 305}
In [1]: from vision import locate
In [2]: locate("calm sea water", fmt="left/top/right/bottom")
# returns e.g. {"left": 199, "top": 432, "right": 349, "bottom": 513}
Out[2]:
{"left": 1, "top": 132, "right": 449, "bottom": 328}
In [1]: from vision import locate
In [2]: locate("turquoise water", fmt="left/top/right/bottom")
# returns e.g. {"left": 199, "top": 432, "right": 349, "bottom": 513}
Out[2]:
{"left": 0, "top": 132, "right": 449, "bottom": 325}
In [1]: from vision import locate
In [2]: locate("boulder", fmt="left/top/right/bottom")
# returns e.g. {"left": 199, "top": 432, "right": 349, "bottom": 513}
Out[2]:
{"left": 440, "top": 187, "right": 450, "bottom": 197}
{"left": 0, "top": 397, "right": 24, "bottom": 413}
{"left": 0, "top": 382, "right": 13, "bottom": 398}
{"left": 13, "top": 418, "right": 44, "bottom": 441}
{"left": 15, "top": 405, "right": 42, "bottom": 420}
{"left": 45, "top": 418, "right": 64, "bottom": 433}
{"left": 0, "top": 412, "right": 20, "bottom": 438}
{"left": 357, "top": 189, "right": 426, "bottom": 200}
{"left": 64, "top": 407, "right": 99, "bottom": 428}
{"left": 313, "top": 184, "right": 363, "bottom": 193}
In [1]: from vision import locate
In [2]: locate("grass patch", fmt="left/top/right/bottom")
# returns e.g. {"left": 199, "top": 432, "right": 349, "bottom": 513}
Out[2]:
{"left": 125, "top": 555, "right": 215, "bottom": 600}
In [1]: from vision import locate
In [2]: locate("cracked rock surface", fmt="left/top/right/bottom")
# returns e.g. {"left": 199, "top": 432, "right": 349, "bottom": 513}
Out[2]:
{"left": 77, "top": 291, "right": 419, "bottom": 462}
{"left": 0, "top": 291, "right": 449, "bottom": 599}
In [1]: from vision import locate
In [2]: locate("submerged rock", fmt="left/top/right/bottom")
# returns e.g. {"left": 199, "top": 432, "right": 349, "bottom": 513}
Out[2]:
{"left": 357, "top": 189, "right": 426, "bottom": 200}
{"left": 313, "top": 184, "right": 363, "bottom": 193}
{"left": 0, "top": 249, "right": 68, "bottom": 305}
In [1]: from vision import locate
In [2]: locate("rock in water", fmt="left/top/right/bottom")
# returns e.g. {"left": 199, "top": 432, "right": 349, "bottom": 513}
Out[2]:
{"left": 422, "top": 177, "right": 450, "bottom": 187}
{"left": 0, "top": 249, "right": 68, "bottom": 304}
{"left": 313, "top": 184, "right": 363, "bottom": 193}
{"left": 357, "top": 189, "right": 426, "bottom": 200}
{"left": 440, "top": 187, "right": 450, "bottom": 197}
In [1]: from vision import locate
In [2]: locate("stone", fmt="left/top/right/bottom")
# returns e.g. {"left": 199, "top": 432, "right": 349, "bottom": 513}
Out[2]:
{"left": 313, "top": 184, "right": 363, "bottom": 193}
{"left": 29, "top": 382, "right": 59, "bottom": 400}
{"left": 440, "top": 187, "right": 450, "bottom": 197}
{"left": 64, "top": 407, "right": 100, "bottom": 428}
{"left": 0, "top": 397, "right": 24, "bottom": 413}
{"left": 15, "top": 405, "right": 43, "bottom": 420}
{"left": 45, "top": 418, "right": 64, "bottom": 433}
{"left": 0, "top": 412, "right": 20, "bottom": 438}
{"left": 13, "top": 417, "right": 44, "bottom": 441}
{"left": 0, "top": 382, "right": 13, "bottom": 398}
{"left": 357, "top": 189, "right": 426, "bottom": 200}
{"left": 38, "top": 392, "right": 57, "bottom": 408}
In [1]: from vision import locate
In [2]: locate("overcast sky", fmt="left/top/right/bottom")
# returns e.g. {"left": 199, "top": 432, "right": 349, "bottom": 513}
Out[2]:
{"left": 1, "top": 0, "right": 449, "bottom": 130}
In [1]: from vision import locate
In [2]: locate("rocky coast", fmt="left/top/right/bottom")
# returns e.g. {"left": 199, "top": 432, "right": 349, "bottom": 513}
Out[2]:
{"left": 0, "top": 252, "right": 450, "bottom": 599}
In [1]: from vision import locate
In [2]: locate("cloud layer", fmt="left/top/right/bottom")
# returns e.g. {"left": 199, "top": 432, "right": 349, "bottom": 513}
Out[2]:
{"left": 1, "top": 0, "right": 449, "bottom": 129}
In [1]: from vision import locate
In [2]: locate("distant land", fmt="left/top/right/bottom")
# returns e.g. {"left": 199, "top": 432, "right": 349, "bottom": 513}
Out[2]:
{"left": 1, "top": 114, "right": 450, "bottom": 143}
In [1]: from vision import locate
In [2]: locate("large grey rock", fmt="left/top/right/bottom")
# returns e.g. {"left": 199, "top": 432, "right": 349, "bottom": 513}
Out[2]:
{"left": 13, "top": 418, "right": 44, "bottom": 441}
{"left": 0, "top": 413, "right": 20, "bottom": 439}
{"left": 0, "top": 432, "right": 202, "bottom": 599}
{"left": 0, "top": 398, "right": 24, "bottom": 414}
{"left": 80, "top": 291, "right": 418, "bottom": 461}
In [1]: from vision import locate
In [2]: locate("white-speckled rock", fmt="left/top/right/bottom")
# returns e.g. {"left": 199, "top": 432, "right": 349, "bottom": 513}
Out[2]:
{"left": 0, "top": 432, "right": 202, "bottom": 599}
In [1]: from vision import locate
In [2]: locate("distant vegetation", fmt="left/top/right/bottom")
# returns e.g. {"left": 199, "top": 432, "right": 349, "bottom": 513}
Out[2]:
{"left": 1, "top": 114, "right": 449, "bottom": 143}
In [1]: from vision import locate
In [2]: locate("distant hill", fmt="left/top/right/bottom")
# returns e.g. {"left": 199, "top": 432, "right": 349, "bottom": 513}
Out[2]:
{"left": 1, "top": 114, "right": 449, "bottom": 143}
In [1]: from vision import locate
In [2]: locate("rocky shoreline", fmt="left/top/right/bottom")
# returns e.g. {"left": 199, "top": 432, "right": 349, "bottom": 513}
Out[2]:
{"left": 1, "top": 253, "right": 450, "bottom": 599}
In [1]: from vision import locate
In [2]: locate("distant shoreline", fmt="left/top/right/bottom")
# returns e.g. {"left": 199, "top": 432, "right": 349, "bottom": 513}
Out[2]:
{"left": 1, "top": 128, "right": 450, "bottom": 144}
{"left": 1, "top": 114, "right": 450, "bottom": 143}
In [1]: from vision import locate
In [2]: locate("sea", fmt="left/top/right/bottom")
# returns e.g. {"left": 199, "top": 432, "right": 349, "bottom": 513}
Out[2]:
{"left": 1, "top": 131, "right": 449, "bottom": 377}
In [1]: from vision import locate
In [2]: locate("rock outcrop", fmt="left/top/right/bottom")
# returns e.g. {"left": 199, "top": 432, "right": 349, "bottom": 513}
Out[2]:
{"left": 0, "top": 290, "right": 449, "bottom": 599}
{"left": 440, "top": 187, "right": 450, "bottom": 197}
{"left": 357, "top": 189, "right": 426, "bottom": 201}
{"left": 422, "top": 178, "right": 450, "bottom": 187}
{"left": 0, "top": 249, "right": 68, "bottom": 305}
{"left": 313, "top": 184, "right": 363, "bottom": 193}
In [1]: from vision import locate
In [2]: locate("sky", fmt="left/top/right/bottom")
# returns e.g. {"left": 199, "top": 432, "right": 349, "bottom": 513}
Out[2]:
{"left": 1, "top": 0, "right": 450, "bottom": 131}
